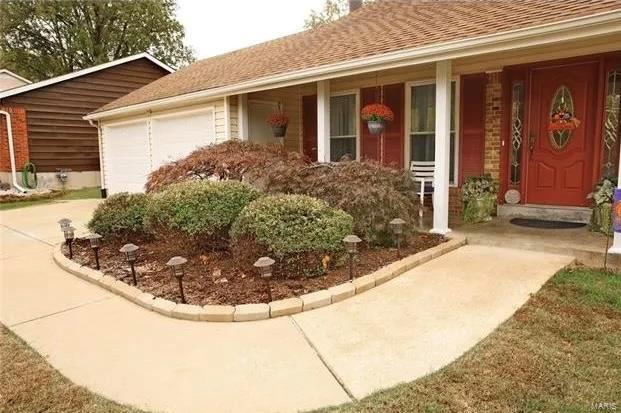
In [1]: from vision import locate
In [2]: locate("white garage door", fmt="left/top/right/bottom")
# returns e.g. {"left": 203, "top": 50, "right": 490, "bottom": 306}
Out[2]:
{"left": 151, "top": 109, "right": 215, "bottom": 168}
{"left": 103, "top": 121, "right": 150, "bottom": 194}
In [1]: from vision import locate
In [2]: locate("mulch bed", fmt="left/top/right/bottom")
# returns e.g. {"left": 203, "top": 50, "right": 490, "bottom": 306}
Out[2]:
{"left": 64, "top": 233, "right": 444, "bottom": 306}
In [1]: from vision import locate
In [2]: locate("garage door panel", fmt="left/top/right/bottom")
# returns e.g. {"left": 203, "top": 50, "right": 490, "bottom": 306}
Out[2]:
{"left": 151, "top": 110, "right": 215, "bottom": 168}
{"left": 103, "top": 121, "right": 150, "bottom": 194}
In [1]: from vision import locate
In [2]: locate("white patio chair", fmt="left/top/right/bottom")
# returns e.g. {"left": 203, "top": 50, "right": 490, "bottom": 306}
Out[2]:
{"left": 409, "top": 161, "right": 435, "bottom": 223}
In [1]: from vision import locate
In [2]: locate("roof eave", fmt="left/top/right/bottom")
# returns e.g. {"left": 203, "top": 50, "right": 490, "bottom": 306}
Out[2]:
{"left": 84, "top": 9, "right": 621, "bottom": 122}
{"left": 0, "top": 69, "right": 31, "bottom": 84}
{"left": 0, "top": 52, "right": 174, "bottom": 100}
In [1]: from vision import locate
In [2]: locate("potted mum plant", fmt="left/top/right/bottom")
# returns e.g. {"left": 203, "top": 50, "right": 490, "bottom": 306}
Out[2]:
{"left": 361, "top": 103, "right": 394, "bottom": 135}
{"left": 266, "top": 106, "right": 289, "bottom": 143}
{"left": 589, "top": 177, "right": 616, "bottom": 235}
{"left": 462, "top": 175, "right": 497, "bottom": 224}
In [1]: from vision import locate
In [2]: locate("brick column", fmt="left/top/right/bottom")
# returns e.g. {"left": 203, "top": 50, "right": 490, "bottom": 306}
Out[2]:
{"left": 484, "top": 72, "right": 502, "bottom": 182}
{"left": 0, "top": 106, "right": 29, "bottom": 172}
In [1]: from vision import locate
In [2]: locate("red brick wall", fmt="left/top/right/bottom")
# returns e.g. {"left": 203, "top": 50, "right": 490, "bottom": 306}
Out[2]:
{"left": 484, "top": 72, "right": 503, "bottom": 182}
{"left": 449, "top": 187, "right": 463, "bottom": 226}
{"left": 0, "top": 106, "right": 29, "bottom": 172}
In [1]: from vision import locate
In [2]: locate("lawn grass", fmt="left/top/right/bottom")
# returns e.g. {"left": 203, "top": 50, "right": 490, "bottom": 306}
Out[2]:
{"left": 314, "top": 267, "right": 621, "bottom": 413}
{"left": 1, "top": 267, "right": 618, "bottom": 413}
{"left": 0, "top": 325, "right": 146, "bottom": 413}
{"left": 0, "top": 187, "right": 100, "bottom": 211}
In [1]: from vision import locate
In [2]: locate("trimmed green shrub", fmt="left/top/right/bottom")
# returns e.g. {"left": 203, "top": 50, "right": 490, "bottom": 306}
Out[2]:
{"left": 144, "top": 180, "right": 260, "bottom": 246}
{"left": 88, "top": 193, "right": 149, "bottom": 239}
{"left": 230, "top": 194, "right": 354, "bottom": 275}
{"left": 264, "top": 161, "right": 419, "bottom": 246}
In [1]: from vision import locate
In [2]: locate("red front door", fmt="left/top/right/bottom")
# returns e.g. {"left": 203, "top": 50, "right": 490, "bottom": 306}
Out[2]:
{"left": 525, "top": 62, "right": 598, "bottom": 206}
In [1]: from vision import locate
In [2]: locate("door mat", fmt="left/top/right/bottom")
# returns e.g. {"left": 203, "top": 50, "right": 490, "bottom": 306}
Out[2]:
{"left": 510, "top": 218, "right": 586, "bottom": 229}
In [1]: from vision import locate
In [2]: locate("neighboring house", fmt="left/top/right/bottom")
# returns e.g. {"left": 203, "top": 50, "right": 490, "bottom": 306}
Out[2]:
{"left": 0, "top": 69, "right": 31, "bottom": 92}
{"left": 85, "top": 0, "right": 621, "bottom": 234}
{"left": 0, "top": 53, "right": 173, "bottom": 190}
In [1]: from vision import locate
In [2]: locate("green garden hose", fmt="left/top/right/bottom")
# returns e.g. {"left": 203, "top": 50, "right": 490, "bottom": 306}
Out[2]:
{"left": 21, "top": 161, "right": 38, "bottom": 189}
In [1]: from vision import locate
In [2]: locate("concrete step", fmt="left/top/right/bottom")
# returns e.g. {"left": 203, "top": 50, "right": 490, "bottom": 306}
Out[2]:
{"left": 464, "top": 231, "right": 619, "bottom": 269}
{"left": 497, "top": 204, "right": 591, "bottom": 224}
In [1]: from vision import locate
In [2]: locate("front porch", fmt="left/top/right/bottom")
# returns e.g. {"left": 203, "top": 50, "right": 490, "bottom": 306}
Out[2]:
{"left": 228, "top": 33, "right": 621, "bottom": 236}
{"left": 454, "top": 217, "right": 620, "bottom": 269}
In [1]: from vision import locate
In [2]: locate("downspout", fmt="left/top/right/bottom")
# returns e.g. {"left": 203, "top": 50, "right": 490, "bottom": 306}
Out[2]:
{"left": 0, "top": 110, "right": 26, "bottom": 193}
{"left": 88, "top": 119, "right": 107, "bottom": 198}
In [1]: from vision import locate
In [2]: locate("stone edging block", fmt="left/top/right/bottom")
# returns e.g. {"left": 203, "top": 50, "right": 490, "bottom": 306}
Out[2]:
{"left": 152, "top": 298, "right": 176, "bottom": 316}
{"left": 234, "top": 304, "right": 270, "bottom": 321}
{"left": 327, "top": 283, "right": 355, "bottom": 302}
{"left": 352, "top": 274, "right": 375, "bottom": 293}
{"left": 172, "top": 304, "right": 202, "bottom": 321}
{"left": 269, "top": 298, "right": 303, "bottom": 317}
{"left": 201, "top": 305, "right": 235, "bottom": 322}
{"left": 52, "top": 235, "right": 466, "bottom": 322}
{"left": 300, "top": 290, "right": 332, "bottom": 311}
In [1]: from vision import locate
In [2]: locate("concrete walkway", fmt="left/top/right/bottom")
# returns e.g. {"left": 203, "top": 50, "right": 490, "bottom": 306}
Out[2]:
{"left": 1, "top": 200, "right": 575, "bottom": 413}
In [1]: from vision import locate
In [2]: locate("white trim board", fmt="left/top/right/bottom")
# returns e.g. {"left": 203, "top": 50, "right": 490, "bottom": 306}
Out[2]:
{"left": 84, "top": 10, "right": 621, "bottom": 121}
{"left": 0, "top": 52, "right": 174, "bottom": 99}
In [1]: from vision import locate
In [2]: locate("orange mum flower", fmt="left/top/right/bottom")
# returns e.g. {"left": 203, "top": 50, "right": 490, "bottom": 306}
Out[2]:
{"left": 361, "top": 103, "right": 394, "bottom": 122}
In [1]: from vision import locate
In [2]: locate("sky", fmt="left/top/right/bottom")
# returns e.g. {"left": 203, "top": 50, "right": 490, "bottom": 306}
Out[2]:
{"left": 176, "top": 0, "right": 327, "bottom": 60}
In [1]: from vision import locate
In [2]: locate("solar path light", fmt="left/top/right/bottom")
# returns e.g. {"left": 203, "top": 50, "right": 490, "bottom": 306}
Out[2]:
{"left": 254, "top": 256, "right": 275, "bottom": 302}
{"left": 86, "top": 233, "right": 103, "bottom": 270}
{"left": 166, "top": 256, "right": 188, "bottom": 304}
{"left": 119, "top": 243, "right": 140, "bottom": 285}
{"left": 342, "top": 235, "right": 362, "bottom": 281}
{"left": 63, "top": 226, "right": 75, "bottom": 259}
{"left": 58, "top": 218, "right": 72, "bottom": 231}
{"left": 389, "top": 218, "right": 406, "bottom": 258}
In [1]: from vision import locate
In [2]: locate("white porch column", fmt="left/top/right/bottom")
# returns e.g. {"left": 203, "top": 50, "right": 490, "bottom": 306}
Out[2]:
{"left": 431, "top": 60, "right": 452, "bottom": 235}
{"left": 238, "top": 93, "right": 249, "bottom": 140}
{"left": 317, "top": 80, "right": 331, "bottom": 162}
{"left": 608, "top": 149, "right": 621, "bottom": 253}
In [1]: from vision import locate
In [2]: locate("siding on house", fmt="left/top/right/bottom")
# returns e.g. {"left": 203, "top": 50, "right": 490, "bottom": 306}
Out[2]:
{"left": 0, "top": 58, "right": 169, "bottom": 172}
{"left": 248, "top": 86, "right": 304, "bottom": 153}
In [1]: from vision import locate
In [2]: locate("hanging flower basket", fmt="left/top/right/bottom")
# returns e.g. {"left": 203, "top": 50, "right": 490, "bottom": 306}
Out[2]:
{"left": 266, "top": 110, "right": 289, "bottom": 139}
{"left": 361, "top": 103, "right": 394, "bottom": 135}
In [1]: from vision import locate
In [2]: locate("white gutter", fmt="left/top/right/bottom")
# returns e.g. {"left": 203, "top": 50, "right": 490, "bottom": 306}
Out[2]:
{"left": 84, "top": 9, "right": 621, "bottom": 121}
{"left": 0, "top": 110, "right": 27, "bottom": 192}
{"left": 88, "top": 119, "right": 106, "bottom": 193}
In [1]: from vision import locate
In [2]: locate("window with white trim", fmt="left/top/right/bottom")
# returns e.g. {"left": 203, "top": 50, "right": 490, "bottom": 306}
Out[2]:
{"left": 330, "top": 94, "right": 356, "bottom": 161}
{"left": 409, "top": 82, "right": 457, "bottom": 183}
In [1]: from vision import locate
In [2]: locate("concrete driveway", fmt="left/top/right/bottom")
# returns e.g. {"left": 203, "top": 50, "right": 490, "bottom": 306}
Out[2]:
{"left": 0, "top": 200, "right": 575, "bottom": 413}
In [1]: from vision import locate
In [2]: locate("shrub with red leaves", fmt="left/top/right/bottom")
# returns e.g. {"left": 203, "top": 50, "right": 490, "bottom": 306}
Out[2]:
{"left": 145, "top": 140, "right": 309, "bottom": 193}
{"left": 146, "top": 141, "right": 419, "bottom": 246}
{"left": 361, "top": 103, "right": 395, "bottom": 122}
{"left": 264, "top": 160, "right": 419, "bottom": 246}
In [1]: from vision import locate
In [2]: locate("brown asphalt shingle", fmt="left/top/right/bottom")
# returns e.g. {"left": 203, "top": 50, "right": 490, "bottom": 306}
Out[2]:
{"left": 95, "top": 0, "right": 621, "bottom": 113}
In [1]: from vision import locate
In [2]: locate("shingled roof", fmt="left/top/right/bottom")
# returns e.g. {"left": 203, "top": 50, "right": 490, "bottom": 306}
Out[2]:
{"left": 94, "top": 0, "right": 621, "bottom": 114}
